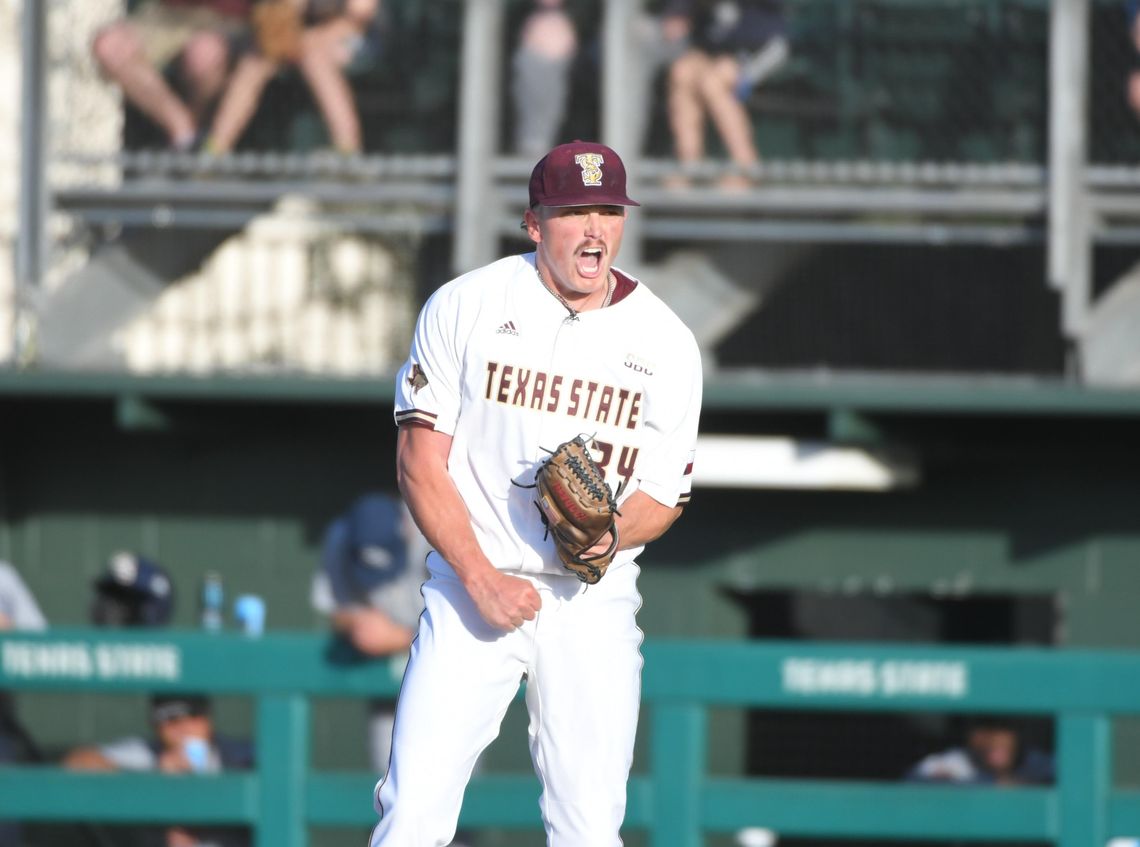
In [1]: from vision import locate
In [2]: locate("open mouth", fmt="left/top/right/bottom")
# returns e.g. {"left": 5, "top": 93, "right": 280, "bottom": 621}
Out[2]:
{"left": 577, "top": 248, "right": 603, "bottom": 278}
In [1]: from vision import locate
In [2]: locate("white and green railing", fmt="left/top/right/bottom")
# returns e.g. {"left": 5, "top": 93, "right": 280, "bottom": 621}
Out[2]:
{"left": 2, "top": 629, "right": 1140, "bottom": 847}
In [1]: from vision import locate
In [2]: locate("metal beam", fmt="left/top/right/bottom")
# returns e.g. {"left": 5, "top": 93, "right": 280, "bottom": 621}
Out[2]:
{"left": 15, "top": 0, "right": 49, "bottom": 362}
{"left": 601, "top": 0, "right": 644, "bottom": 267}
{"left": 454, "top": 0, "right": 504, "bottom": 275}
{"left": 1047, "top": 0, "right": 1092, "bottom": 338}
{"left": 6, "top": 369, "right": 1140, "bottom": 418}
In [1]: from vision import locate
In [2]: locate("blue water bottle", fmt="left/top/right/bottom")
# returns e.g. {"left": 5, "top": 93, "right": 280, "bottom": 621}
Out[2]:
{"left": 234, "top": 594, "right": 266, "bottom": 637}
{"left": 200, "top": 572, "right": 224, "bottom": 632}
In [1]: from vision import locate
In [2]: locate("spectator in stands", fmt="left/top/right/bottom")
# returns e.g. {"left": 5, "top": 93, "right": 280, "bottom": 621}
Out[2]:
{"left": 1126, "top": 1, "right": 1140, "bottom": 120}
{"left": 510, "top": 0, "right": 579, "bottom": 158}
{"left": 662, "top": 0, "right": 789, "bottom": 190}
{"left": 92, "top": 0, "right": 251, "bottom": 152}
{"left": 89, "top": 551, "right": 176, "bottom": 628}
{"left": 311, "top": 491, "right": 429, "bottom": 775}
{"left": 0, "top": 561, "right": 47, "bottom": 847}
{"left": 312, "top": 494, "right": 474, "bottom": 846}
{"left": 906, "top": 715, "right": 1055, "bottom": 786}
{"left": 204, "top": 0, "right": 381, "bottom": 155}
{"left": 63, "top": 693, "right": 254, "bottom": 847}
{"left": 0, "top": 561, "right": 46, "bottom": 633}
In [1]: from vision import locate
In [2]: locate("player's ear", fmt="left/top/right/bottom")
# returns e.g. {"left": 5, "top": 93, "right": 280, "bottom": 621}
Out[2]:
{"left": 523, "top": 207, "right": 543, "bottom": 243}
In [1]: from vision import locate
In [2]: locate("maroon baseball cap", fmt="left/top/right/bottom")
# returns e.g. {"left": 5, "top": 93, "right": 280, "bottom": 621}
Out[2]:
{"left": 528, "top": 140, "right": 640, "bottom": 208}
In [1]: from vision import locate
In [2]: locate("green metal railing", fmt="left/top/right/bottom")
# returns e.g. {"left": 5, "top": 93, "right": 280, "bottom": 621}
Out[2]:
{"left": 3, "top": 629, "right": 1140, "bottom": 846}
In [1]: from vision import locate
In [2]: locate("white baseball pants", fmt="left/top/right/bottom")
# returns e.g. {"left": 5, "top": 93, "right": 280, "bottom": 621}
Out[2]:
{"left": 369, "top": 562, "right": 643, "bottom": 847}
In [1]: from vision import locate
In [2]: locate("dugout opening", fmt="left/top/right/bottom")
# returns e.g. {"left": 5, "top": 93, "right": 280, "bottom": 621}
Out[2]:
{"left": 724, "top": 588, "right": 1058, "bottom": 847}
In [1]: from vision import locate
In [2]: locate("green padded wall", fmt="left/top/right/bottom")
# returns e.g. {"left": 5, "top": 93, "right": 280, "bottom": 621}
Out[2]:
{"left": 4, "top": 385, "right": 1140, "bottom": 847}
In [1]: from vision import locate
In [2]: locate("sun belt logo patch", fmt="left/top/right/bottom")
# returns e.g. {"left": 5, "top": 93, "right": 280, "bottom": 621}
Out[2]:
{"left": 407, "top": 363, "right": 428, "bottom": 393}
{"left": 575, "top": 153, "right": 604, "bottom": 187}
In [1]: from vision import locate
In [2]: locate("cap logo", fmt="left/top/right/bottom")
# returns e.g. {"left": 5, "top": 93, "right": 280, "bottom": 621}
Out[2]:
{"left": 359, "top": 544, "right": 395, "bottom": 571}
{"left": 574, "top": 153, "right": 604, "bottom": 187}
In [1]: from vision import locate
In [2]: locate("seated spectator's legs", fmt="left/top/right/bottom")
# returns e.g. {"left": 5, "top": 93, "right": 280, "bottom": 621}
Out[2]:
{"left": 179, "top": 29, "right": 233, "bottom": 118}
{"left": 93, "top": 17, "right": 198, "bottom": 149}
{"left": 93, "top": 2, "right": 241, "bottom": 151}
{"left": 667, "top": 49, "right": 713, "bottom": 184}
{"left": 206, "top": 53, "right": 280, "bottom": 153}
{"left": 1129, "top": 10, "right": 1140, "bottom": 122}
{"left": 700, "top": 54, "right": 760, "bottom": 188}
{"left": 511, "top": 7, "right": 578, "bottom": 157}
{"left": 667, "top": 47, "right": 760, "bottom": 190}
{"left": 296, "top": 16, "right": 368, "bottom": 154}
{"left": 208, "top": 0, "right": 375, "bottom": 155}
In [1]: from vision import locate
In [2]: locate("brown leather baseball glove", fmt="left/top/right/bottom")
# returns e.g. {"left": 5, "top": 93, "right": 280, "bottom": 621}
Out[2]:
{"left": 251, "top": 0, "right": 304, "bottom": 62}
{"left": 533, "top": 436, "right": 620, "bottom": 584}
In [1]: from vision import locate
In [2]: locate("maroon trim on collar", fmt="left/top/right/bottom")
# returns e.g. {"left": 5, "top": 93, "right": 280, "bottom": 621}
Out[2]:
{"left": 610, "top": 269, "right": 638, "bottom": 306}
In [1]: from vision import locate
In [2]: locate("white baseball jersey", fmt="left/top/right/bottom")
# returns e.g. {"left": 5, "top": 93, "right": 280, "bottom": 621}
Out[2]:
{"left": 393, "top": 252, "right": 702, "bottom": 577}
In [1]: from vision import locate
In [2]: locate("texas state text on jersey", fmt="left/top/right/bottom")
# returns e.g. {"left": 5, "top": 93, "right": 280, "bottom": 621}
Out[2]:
{"left": 483, "top": 362, "right": 642, "bottom": 431}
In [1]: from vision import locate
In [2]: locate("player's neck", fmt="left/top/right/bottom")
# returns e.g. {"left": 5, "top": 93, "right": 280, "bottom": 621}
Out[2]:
{"left": 535, "top": 264, "right": 614, "bottom": 319}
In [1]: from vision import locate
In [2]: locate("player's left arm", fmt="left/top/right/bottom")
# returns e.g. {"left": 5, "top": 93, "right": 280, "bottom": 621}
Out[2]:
{"left": 613, "top": 490, "right": 683, "bottom": 551}
{"left": 622, "top": 323, "right": 703, "bottom": 535}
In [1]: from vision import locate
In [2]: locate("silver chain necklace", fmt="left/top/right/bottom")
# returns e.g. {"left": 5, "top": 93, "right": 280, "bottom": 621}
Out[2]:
{"left": 535, "top": 265, "right": 615, "bottom": 322}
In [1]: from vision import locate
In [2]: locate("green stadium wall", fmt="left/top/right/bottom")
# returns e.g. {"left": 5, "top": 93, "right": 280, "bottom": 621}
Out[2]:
{"left": 3, "top": 375, "right": 1140, "bottom": 846}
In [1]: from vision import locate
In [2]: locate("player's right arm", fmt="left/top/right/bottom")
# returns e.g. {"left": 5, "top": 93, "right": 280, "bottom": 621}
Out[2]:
{"left": 397, "top": 424, "right": 540, "bottom": 631}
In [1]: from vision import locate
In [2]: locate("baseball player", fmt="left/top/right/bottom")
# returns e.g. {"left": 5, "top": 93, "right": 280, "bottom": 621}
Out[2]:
{"left": 371, "top": 140, "right": 703, "bottom": 846}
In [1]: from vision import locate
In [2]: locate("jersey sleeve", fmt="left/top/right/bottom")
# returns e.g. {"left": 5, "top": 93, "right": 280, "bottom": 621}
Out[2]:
{"left": 632, "top": 329, "right": 702, "bottom": 508}
{"left": 394, "top": 284, "right": 463, "bottom": 435}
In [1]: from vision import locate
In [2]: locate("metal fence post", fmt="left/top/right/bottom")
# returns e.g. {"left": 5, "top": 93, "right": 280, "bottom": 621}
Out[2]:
{"left": 601, "top": 0, "right": 644, "bottom": 268}
{"left": 650, "top": 703, "right": 706, "bottom": 847}
{"left": 454, "top": 0, "right": 505, "bottom": 276}
{"left": 1047, "top": 0, "right": 1092, "bottom": 340}
{"left": 1057, "top": 713, "right": 1110, "bottom": 847}
{"left": 15, "top": 0, "right": 49, "bottom": 364}
{"left": 255, "top": 693, "right": 311, "bottom": 847}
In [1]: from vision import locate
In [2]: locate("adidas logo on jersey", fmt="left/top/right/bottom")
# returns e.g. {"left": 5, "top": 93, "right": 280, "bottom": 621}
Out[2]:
{"left": 496, "top": 321, "right": 519, "bottom": 336}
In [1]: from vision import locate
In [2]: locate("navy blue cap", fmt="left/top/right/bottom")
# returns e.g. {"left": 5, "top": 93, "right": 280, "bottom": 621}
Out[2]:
{"left": 151, "top": 692, "right": 211, "bottom": 723}
{"left": 323, "top": 493, "right": 408, "bottom": 592}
